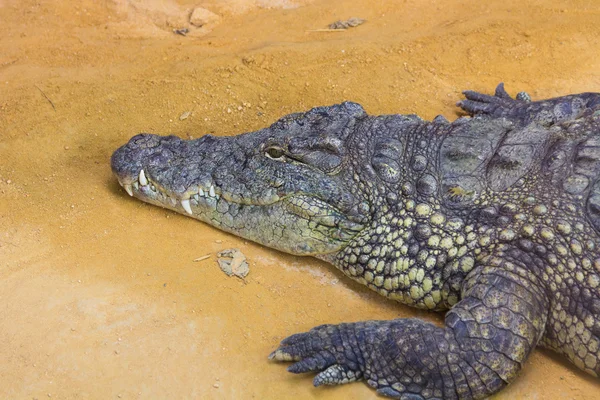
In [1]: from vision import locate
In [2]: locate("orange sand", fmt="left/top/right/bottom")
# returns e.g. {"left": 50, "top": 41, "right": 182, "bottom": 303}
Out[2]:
{"left": 1, "top": 0, "right": 600, "bottom": 398}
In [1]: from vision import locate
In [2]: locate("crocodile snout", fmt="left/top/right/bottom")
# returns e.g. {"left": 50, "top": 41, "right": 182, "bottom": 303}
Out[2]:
{"left": 111, "top": 134, "right": 176, "bottom": 181}
{"left": 111, "top": 133, "right": 229, "bottom": 202}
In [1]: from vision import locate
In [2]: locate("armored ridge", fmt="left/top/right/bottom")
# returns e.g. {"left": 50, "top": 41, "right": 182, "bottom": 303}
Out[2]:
{"left": 111, "top": 84, "right": 600, "bottom": 399}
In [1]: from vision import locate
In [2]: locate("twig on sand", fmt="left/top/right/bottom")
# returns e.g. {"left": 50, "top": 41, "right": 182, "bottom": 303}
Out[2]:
{"left": 35, "top": 85, "right": 56, "bottom": 111}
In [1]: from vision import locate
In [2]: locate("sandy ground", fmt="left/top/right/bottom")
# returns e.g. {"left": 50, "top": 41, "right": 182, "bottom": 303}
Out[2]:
{"left": 1, "top": 0, "right": 600, "bottom": 398}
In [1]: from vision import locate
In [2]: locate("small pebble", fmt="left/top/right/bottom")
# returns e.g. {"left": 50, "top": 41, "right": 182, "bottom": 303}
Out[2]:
{"left": 190, "top": 7, "right": 220, "bottom": 27}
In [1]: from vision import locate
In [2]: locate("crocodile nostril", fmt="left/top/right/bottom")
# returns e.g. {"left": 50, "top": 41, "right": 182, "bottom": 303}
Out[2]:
{"left": 130, "top": 133, "right": 162, "bottom": 149}
{"left": 131, "top": 133, "right": 151, "bottom": 145}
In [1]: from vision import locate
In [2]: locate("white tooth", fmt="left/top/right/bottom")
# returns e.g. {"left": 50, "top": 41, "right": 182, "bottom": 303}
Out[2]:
{"left": 199, "top": 188, "right": 205, "bottom": 196}
{"left": 181, "top": 199, "right": 193, "bottom": 215}
{"left": 124, "top": 184, "right": 133, "bottom": 196}
{"left": 209, "top": 185, "right": 216, "bottom": 197}
{"left": 139, "top": 169, "right": 148, "bottom": 186}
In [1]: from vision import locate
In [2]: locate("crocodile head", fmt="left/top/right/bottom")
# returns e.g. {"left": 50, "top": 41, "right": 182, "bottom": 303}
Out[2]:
{"left": 111, "top": 102, "right": 372, "bottom": 256}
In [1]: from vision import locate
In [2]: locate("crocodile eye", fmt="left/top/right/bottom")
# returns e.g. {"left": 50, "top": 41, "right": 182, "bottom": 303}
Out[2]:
{"left": 265, "top": 146, "right": 285, "bottom": 160}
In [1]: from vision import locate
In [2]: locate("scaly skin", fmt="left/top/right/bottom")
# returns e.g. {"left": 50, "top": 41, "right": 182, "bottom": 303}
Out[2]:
{"left": 111, "top": 84, "right": 600, "bottom": 399}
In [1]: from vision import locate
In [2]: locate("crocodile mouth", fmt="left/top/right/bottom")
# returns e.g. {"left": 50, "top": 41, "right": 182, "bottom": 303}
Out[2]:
{"left": 117, "top": 167, "right": 298, "bottom": 214}
{"left": 116, "top": 167, "right": 248, "bottom": 215}
{"left": 115, "top": 167, "right": 364, "bottom": 250}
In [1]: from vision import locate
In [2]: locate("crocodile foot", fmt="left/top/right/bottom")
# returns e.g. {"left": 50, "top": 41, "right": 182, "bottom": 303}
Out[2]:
{"left": 457, "top": 82, "right": 530, "bottom": 116}
{"left": 269, "top": 319, "right": 443, "bottom": 399}
{"left": 269, "top": 323, "right": 365, "bottom": 387}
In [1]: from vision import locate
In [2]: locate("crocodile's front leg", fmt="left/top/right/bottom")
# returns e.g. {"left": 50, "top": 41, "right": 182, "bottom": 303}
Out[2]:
{"left": 270, "top": 254, "right": 549, "bottom": 399}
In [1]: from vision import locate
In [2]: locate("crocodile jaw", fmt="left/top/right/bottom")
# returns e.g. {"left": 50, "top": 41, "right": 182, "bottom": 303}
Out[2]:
{"left": 111, "top": 133, "right": 365, "bottom": 256}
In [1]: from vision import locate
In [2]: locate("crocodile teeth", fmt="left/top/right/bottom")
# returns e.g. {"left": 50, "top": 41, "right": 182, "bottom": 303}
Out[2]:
{"left": 139, "top": 169, "right": 148, "bottom": 186}
{"left": 124, "top": 184, "right": 133, "bottom": 196}
{"left": 199, "top": 188, "right": 205, "bottom": 196}
{"left": 181, "top": 199, "right": 193, "bottom": 215}
{"left": 209, "top": 185, "right": 216, "bottom": 197}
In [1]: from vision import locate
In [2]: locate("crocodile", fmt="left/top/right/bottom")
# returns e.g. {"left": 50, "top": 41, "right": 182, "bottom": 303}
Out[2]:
{"left": 111, "top": 84, "right": 600, "bottom": 399}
